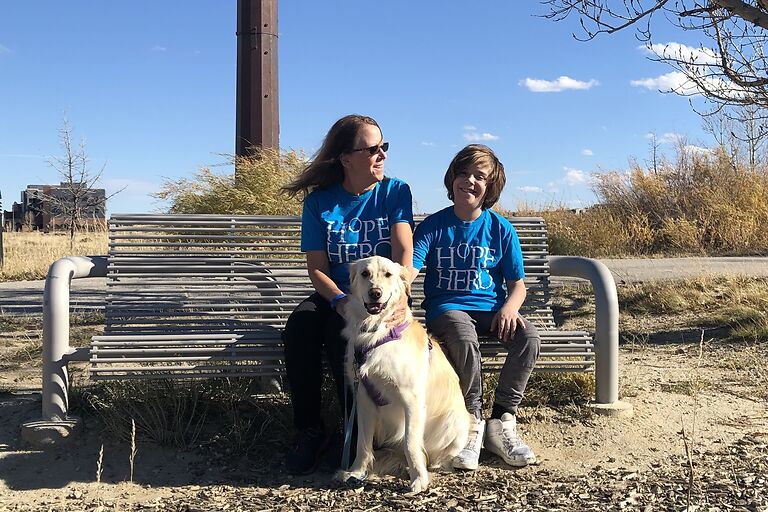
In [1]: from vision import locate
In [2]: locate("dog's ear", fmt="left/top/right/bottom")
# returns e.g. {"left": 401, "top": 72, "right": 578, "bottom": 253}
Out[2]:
{"left": 399, "top": 263, "right": 412, "bottom": 298}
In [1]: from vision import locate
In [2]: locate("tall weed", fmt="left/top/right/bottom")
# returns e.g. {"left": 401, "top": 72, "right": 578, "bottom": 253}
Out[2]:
{"left": 538, "top": 145, "right": 768, "bottom": 256}
{"left": 153, "top": 147, "right": 305, "bottom": 216}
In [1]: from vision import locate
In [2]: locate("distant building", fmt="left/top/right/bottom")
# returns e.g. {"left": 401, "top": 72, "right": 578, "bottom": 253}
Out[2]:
{"left": 8, "top": 183, "right": 106, "bottom": 231}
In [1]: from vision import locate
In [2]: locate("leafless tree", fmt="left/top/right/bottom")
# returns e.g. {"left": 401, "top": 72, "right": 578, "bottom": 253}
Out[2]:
{"left": 736, "top": 103, "right": 768, "bottom": 167}
{"left": 47, "top": 117, "right": 123, "bottom": 250}
{"left": 646, "top": 132, "right": 663, "bottom": 174}
{"left": 702, "top": 103, "right": 768, "bottom": 167}
{"left": 542, "top": 1, "right": 768, "bottom": 109}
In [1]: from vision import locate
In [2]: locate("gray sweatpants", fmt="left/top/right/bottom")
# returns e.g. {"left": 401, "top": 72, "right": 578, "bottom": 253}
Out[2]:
{"left": 427, "top": 310, "right": 540, "bottom": 418}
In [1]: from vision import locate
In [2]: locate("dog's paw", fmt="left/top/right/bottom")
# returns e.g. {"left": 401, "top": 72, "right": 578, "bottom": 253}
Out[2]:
{"left": 409, "top": 474, "right": 429, "bottom": 494}
{"left": 333, "top": 469, "right": 350, "bottom": 483}
{"left": 336, "top": 469, "right": 367, "bottom": 488}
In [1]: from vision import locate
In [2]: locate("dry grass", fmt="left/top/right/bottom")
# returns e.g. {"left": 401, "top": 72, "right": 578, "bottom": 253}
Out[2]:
{"left": 618, "top": 275, "right": 768, "bottom": 338}
{"left": 554, "top": 277, "right": 768, "bottom": 402}
{"left": 154, "top": 148, "right": 305, "bottom": 215}
{"left": 0, "top": 230, "right": 108, "bottom": 282}
{"left": 515, "top": 145, "right": 768, "bottom": 257}
{"left": 72, "top": 379, "right": 293, "bottom": 452}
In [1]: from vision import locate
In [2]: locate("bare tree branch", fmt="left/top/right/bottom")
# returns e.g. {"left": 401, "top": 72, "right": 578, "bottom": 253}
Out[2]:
{"left": 543, "top": 1, "right": 768, "bottom": 109}
{"left": 714, "top": 0, "right": 768, "bottom": 29}
{"left": 46, "top": 116, "right": 117, "bottom": 249}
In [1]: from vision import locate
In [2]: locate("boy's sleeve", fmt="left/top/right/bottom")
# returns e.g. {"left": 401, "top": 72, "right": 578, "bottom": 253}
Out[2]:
{"left": 500, "top": 224, "right": 525, "bottom": 281}
{"left": 300, "top": 197, "right": 326, "bottom": 252}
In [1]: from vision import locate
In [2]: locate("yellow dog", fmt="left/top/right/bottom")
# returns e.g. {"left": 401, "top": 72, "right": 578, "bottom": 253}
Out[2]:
{"left": 336, "top": 256, "right": 471, "bottom": 493}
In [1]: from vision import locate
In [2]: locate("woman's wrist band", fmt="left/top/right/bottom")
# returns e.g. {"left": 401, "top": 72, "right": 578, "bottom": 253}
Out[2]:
{"left": 330, "top": 293, "right": 347, "bottom": 310}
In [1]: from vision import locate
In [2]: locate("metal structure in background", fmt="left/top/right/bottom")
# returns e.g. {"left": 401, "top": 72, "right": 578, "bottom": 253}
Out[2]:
{"left": 236, "top": 0, "right": 279, "bottom": 159}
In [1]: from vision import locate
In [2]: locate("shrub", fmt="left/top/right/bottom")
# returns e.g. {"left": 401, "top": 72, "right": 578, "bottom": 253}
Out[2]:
{"left": 154, "top": 147, "right": 306, "bottom": 215}
{"left": 537, "top": 144, "right": 768, "bottom": 256}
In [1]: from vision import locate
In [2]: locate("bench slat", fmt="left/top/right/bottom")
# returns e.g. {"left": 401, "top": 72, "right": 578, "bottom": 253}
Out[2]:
{"left": 90, "top": 214, "right": 592, "bottom": 380}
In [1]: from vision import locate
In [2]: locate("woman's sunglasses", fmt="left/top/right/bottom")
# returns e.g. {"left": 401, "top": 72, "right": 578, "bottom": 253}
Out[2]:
{"left": 348, "top": 142, "right": 389, "bottom": 155}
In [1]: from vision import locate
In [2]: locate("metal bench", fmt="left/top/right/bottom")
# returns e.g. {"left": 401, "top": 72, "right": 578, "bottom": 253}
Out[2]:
{"left": 21, "top": 213, "right": 629, "bottom": 445}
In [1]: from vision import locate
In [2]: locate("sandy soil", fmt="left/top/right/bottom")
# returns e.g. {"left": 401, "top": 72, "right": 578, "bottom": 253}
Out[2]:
{"left": 0, "top": 310, "right": 766, "bottom": 511}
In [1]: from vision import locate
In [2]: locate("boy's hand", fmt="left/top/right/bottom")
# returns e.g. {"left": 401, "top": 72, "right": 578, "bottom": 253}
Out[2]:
{"left": 491, "top": 304, "right": 525, "bottom": 342}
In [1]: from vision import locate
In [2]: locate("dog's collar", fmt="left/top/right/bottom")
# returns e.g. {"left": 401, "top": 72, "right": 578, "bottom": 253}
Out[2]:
{"left": 379, "top": 321, "right": 410, "bottom": 343}
{"left": 354, "top": 322, "right": 411, "bottom": 365}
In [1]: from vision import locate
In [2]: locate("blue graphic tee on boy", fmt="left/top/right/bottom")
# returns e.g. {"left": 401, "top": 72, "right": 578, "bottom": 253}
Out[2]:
{"left": 413, "top": 207, "right": 525, "bottom": 323}
{"left": 301, "top": 177, "right": 413, "bottom": 291}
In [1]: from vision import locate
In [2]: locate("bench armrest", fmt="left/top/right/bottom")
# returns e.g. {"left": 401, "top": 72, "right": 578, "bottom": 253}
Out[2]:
{"left": 42, "top": 255, "right": 107, "bottom": 420}
{"left": 547, "top": 256, "right": 619, "bottom": 404}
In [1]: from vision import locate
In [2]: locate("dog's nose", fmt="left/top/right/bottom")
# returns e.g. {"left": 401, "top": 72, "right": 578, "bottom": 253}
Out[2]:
{"left": 369, "top": 287, "right": 382, "bottom": 300}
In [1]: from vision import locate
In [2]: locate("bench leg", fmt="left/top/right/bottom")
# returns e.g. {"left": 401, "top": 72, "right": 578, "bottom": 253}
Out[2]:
{"left": 548, "top": 256, "right": 633, "bottom": 417}
{"left": 20, "top": 257, "right": 106, "bottom": 446}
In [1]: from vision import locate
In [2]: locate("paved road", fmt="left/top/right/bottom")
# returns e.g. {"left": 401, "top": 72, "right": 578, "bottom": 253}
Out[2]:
{"left": 2, "top": 257, "right": 768, "bottom": 316}
{"left": 600, "top": 256, "right": 768, "bottom": 283}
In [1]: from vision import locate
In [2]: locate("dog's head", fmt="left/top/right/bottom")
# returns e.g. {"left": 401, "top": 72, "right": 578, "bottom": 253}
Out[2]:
{"left": 348, "top": 256, "right": 411, "bottom": 316}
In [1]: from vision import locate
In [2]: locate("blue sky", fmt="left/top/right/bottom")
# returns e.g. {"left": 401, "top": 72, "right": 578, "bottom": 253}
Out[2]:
{"left": 1, "top": 1, "right": 714, "bottom": 215}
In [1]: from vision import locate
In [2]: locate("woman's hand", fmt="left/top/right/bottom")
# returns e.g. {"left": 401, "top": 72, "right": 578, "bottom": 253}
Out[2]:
{"left": 491, "top": 304, "right": 525, "bottom": 342}
{"left": 333, "top": 296, "right": 350, "bottom": 317}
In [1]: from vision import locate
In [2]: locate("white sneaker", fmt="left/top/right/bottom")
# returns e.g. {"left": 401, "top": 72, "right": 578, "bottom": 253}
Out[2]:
{"left": 485, "top": 413, "right": 536, "bottom": 467}
{"left": 453, "top": 417, "right": 485, "bottom": 470}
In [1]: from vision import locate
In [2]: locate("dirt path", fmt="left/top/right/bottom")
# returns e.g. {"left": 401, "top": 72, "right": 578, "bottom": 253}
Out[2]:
{"left": 2, "top": 266, "right": 768, "bottom": 510}
{"left": 1, "top": 323, "right": 766, "bottom": 510}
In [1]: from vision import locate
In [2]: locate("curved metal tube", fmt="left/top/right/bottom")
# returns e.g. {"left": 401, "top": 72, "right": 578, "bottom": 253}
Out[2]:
{"left": 42, "top": 255, "right": 107, "bottom": 420}
{"left": 548, "top": 256, "right": 619, "bottom": 404}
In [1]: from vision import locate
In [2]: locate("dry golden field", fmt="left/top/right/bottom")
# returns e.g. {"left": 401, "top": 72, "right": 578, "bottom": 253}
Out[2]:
{"left": 0, "top": 231, "right": 108, "bottom": 282}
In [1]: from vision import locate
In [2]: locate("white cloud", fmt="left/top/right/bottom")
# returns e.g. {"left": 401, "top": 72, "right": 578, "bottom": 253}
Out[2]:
{"left": 684, "top": 144, "right": 712, "bottom": 155}
{"left": 642, "top": 42, "right": 718, "bottom": 65}
{"left": 581, "top": 149, "right": 593, "bottom": 156}
{"left": 151, "top": 45, "right": 167, "bottom": 52}
{"left": 518, "top": 186, "right": 543, "bottom": 193}
{"left": 631, "top": 70, "right": 741, "bottom": 99}
{"left": 0, "top": 44, "right": 10, "bottom": 55}
{"left": 563, "top": 167, "right": 588, "bottom": 186}
{"left": 645, "top": 132, "right": 683, "bottom": 145}
{"left": 520, "top": 76, "right": 599, "bottom": 93}
{"left": 420, "top": 142, "right": 436, "bottom": 147}
{"left": 463, "top": 125, "right": 477, "bottom": 131}
{"left": 629, "top": 71, "right": 696, "bottom": 92}
{"left": 463, "top": 132, "right": 499, "bottom": 142}
{"left": 546, "top": 168, "right": 590, "bottom": 192}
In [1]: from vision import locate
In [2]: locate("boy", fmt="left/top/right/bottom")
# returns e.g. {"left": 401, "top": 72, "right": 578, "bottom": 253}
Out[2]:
{"left": 412, "top": 144, "right": 540, "bottom": 470}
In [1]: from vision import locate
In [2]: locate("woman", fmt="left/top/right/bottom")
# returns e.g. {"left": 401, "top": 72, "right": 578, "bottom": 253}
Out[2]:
{"left": 280, "top": 114, "right": 414, "bottom": 475}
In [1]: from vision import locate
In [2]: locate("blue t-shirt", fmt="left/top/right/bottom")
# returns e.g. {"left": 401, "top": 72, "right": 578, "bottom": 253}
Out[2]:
{"left": 301, "top": 177, "right": 413, "bottom": 291}
{"left": 413, "top": 207, "right": 525, "bottom": 323}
